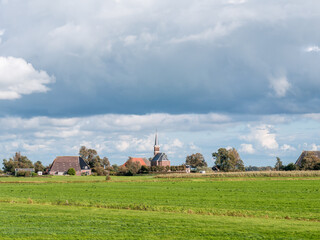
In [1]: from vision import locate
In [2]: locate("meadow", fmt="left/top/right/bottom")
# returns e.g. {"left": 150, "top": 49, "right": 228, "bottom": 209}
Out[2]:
{"left": 0, "top": 173, "right": 319, "bottom": 239}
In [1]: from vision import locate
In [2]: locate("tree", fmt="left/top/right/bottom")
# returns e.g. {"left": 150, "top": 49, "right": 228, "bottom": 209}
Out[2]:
{"left": 79, "top": 146, "right": 98, "bottom": 166}
{"left": 300, "top": 152, "right": 320, "bottom": 170}
{"left": 283, "top": 163, "right": 297, "bottom": 171}
{"left": 139, "top": 165, "right": 149, "bottom": 174}
{"left": 2, "top": 152, "right": 34, "bottom": 173}
{"left": 228, "top": 148, "right": 245, "bottom": 171}
{"left": 275, "top": 157, "right": 283, "bottom": 171}
{"left": 34, "top": 161, "right": 45, "bottom": 173}
{"left": 102, "top": 157, "right": 110, "bottom": 169}
{"left": 125, "top": 158, "right": 141, "bottom": 175}
{"left": 117, "top": 165, "right": 128, "bottom": 176}
{"left": 212, "top": 148, "right": 244, "bottom": 172}
{"left": 67, "top": 168, "right": 76, "bottom": 175}
{"left": 79, "top": 146, "right": 110, "bottom": 175}
{"left": 185, "top": 153, "right": 207, "bottom": 168}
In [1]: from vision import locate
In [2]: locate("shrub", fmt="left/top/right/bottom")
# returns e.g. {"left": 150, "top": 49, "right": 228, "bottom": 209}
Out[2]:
{"left": 16, "top": 171, "right": 26, "bottom": 177}
{"left": 67, "top": 168, "right": 76, "bottom": 175}
{"left": 105, "top": 174, "right": 111, "bottom": 181}
{"left": 32, "top": 172, "right": 38, "bottom": 177}
{"left": 283, "top": 163, "right": 297, "bottom": 171}
{"left": 93, "top": 166, "right": 107, "bottom": 176}
{"left": 139, "top": 165, "right": 149, "bottom": 174}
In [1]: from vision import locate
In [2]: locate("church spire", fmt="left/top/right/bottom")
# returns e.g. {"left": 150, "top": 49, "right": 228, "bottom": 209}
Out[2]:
{"left": 154, "top": 131, "right": 160, "bottom": 156}
{"left": 155, "top": 130, "right": 158, "bottom": 146}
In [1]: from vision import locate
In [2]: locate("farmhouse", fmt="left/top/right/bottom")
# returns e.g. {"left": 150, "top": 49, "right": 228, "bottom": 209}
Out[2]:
{"left": 150, "top": 132, "right": 170, "bottom": 167}
{"left": 123, "top": 157, "right": 150, "bottom": 167}
{"left": 49, "top": 156, "right": 91, "bottom": 176}
{"left": 295, "top": 151, "right": 320, "bottom": 166}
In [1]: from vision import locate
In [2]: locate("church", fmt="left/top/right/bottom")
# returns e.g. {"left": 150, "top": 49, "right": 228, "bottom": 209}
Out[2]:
{"left": 150, "top": 132, "right": 170, "bottom": 167}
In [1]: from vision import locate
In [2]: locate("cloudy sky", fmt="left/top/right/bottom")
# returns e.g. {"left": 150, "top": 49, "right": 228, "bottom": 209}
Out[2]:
{"left": 1, "top": 0, "right": 320, "bottom": 166}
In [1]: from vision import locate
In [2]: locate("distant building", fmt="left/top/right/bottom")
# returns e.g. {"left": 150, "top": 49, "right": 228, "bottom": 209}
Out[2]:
{"left": 49, "top": 156, "right": 91, "bottom": 176}
{"left": 150, "top": 132, "right": 170, "bottom": 167}
{"left": 295, "top": 151, "right": 320, "bottom": 167}
{"left": 123, "top": 157, "right": 150, "bottom": 167}
{"left": 15, "top": 168, "right": 35, "bottom": 176}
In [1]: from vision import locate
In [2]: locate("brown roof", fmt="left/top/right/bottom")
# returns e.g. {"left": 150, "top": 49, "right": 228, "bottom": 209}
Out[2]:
{"left": 50, "top": 156, "right": 88, "bottom": 173}
{"left": 295, "top": 151, "right": 320, "bottom": 166}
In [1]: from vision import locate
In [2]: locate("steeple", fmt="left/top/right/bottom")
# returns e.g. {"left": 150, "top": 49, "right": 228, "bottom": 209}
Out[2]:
{"left": 155, "top": 131, "right": 158, "bottom": 146}
{"left": 154, "top": 131, "right": 160, "bottom": 156}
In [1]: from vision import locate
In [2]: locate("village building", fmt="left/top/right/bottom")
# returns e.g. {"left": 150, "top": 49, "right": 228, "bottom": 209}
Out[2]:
{"left": 49, "top": 156, "right": 91, "bottom": 176}
{"left": 15, "top": 168, "right": 35, "bottom": 176}
{"left": 295, "top": 151, "right": 320, "bottom": 166}
{"left": 123, "top": 157, "right": 150, "bottom": 167}
{"left": 150, "top": 132, "right": 170, "bottom": 167}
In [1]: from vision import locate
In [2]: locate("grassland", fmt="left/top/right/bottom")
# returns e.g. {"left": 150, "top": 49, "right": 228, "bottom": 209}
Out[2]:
{"left": 0, "top": 173, "right": 319, "bottom": 239}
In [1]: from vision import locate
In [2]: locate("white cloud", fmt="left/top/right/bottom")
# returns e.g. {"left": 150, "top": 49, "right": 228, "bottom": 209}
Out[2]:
{"left": 115, "top": 141, "right": 130, "bottom": 152}
{"left": 310, "top": 143, "right": 320, "bottom": 151}
{"left": 280, "top": 144, "right": 295, "bottom": 151}
{"left": 23, "top": 143, "right": 48, "bottom": 152}
{"left": 0, "top": 29, "right": 4, "bottom": 44}
{"left": 239, "top": 143, "right": 255, "bottom": 154}
{"left": 170, "top": 22, "right": 240, "bottom": 44}
{"left": 172, "top": 139, "right": 183, "bottom": 148}
{"left": 227, "top": 0, "right": 247, "bottom": 4}
{"left": 305, "top": 45, "right": 320, "bottom": 53}
{"left": 269, "top": 76, "right": 290, "bottom": 98}
{"left": 0, "top": 57, "right": 55, "bottom": 100}
{"left": 242, "top": 125, "right": 279, "bottom": 150}
{"left": 163, "top": 138, "right": 184, "bottom": 152}
{"left": 123, "top": 35, "right": 137, "bottom": 46}
{"left": 189, "top": 143, "right": 199, "bottom": 151}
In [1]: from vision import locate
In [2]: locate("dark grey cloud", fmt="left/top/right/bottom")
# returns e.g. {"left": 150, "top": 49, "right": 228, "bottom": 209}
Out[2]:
{"left": 0, "top": 0, "right": 320, "bottom": 117}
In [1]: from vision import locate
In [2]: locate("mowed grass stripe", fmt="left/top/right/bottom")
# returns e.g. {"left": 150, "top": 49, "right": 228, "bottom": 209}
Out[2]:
{"left": 0, "top": 202, "right": 319, "bottom": 240}
{"left": 0, "top": 177, "right": 319, "bottom": 221}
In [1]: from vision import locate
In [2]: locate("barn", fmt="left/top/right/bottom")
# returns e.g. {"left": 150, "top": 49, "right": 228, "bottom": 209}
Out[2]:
{"left": 295, "top": 151, "right": 320, "bottom": 167}
{"left": 49, "top": 156, "right": 91, "bottom": 176}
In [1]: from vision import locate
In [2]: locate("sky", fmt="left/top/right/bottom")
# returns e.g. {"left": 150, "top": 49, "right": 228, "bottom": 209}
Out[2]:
{"left": 1, "top": 0, "right": 320, "bottom": 166}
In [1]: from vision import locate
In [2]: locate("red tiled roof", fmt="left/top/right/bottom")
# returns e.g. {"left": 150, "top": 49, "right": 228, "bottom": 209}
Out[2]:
{"left": 123, "top": 158, "right": 148, "bottom": 167}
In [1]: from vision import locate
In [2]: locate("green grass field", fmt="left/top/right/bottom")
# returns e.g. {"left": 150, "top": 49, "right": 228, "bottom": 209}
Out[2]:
{"left": 0, "top": 174, "right": 319, "bottom": 239}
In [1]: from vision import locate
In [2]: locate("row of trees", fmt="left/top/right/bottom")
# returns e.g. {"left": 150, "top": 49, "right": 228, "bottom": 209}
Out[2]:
{"left": 186, "top": 148, "right": 320, "bottom": 172}
{"left": 3, "top": 147, "right": 320, "bottom": 176}
{"left": 2, "top": 152, "right": 46, "bottom": 174}
{"left": 113, "top": 158, "right": 186, "bottom": 176}
{"left": 275, "top": 153, "right": 320, "bottom": 171}
{"left": 185, "top": 148, "right": 245, "bottom": 172}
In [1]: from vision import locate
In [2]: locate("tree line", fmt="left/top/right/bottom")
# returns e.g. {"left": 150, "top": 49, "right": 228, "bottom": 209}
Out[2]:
{"left": 2, "top": 146, "right": 320, "bottom": 176}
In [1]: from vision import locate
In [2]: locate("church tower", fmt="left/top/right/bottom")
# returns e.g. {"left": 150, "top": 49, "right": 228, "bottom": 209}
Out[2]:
{"left": 154, "top": 131, "right": 160, "bottom": 156}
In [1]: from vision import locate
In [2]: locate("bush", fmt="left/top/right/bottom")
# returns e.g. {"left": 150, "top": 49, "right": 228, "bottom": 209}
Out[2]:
{"left": 67, "top": 168, "right": 76, "bottom": 175}
{"left": 93, "top": 167, "right": 107, "bottom": 176}
{"left": 32, "top": 172, "right": 38, "bottom": 177}
{"left": 139, "top": 165, "right": 149, "bottom": 174}
{"left": 283, "top": 163, "right": 297, "bottom": 171}
{"left": 16, "top": 171, "right": 26, "bottom": 177}
{"left": 105, "top": 174, "right": 111, "bottom": 181}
